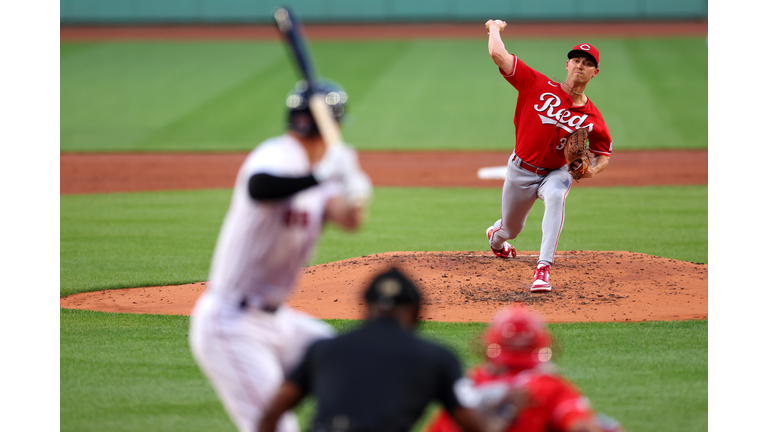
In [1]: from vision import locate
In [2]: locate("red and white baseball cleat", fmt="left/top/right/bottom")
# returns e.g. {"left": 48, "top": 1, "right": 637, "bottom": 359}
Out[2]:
{"left": 486, "top": 226, "right": 517, "bottom": 258}
{"left": 530, "top": 264, "right": 552, "bottom": 292}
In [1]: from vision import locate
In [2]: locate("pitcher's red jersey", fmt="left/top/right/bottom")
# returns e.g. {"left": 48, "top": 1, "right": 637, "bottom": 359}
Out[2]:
{"left": 501, "top": 56, "right": 613, "bottom": 169}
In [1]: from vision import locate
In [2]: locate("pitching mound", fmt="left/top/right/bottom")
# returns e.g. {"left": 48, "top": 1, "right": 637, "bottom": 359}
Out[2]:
{"left": 60, "top": 251, "right": 707, "bottom": 323}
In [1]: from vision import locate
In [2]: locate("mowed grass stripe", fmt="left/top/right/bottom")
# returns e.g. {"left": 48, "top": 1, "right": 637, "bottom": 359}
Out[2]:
{"left": 60, "top": 37, "right": 707, "bottom": 152}
{"left": 60, "top": 310, "right": 707, "bottom": 432}
{"left": 60, "top": 186, "right": 707, "bottom": 296}
{"left": 60, "top": 42, "right": 288, "bottom": 150}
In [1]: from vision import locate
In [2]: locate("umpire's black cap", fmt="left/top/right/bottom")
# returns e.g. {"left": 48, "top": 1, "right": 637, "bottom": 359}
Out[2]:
{"left": 364, "top": 267, "right": 422, "bottom": 310}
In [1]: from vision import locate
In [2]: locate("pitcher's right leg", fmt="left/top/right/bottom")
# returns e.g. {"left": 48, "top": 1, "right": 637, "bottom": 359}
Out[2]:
{"left": 488, "top": 163, "right": 539, "bottom": 255}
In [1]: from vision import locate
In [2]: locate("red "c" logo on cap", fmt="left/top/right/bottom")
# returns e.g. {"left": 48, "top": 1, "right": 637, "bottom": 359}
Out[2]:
{"left": 580, "top": 44, "right": 591, "bottom": 50}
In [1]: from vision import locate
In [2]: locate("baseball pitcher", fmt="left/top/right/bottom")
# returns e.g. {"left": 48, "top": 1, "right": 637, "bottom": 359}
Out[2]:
{"left": 483, "top": 19, "right": 613, "bottom": 292}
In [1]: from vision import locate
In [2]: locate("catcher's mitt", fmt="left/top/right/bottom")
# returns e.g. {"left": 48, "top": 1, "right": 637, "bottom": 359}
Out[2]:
{"left": 564, "top": 128, "right": 592, "bottom": 181}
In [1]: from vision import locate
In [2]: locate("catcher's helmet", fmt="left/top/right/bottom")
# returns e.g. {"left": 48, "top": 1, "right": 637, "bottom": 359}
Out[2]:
{"left": 483, "top": 305, "right": 552, "bottom": 369}
{"left": 286, "top": 79, "right": 348, "bottom": 137}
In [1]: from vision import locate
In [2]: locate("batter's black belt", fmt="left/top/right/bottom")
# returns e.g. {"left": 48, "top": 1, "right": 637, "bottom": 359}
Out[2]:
{"left": 512, "top": 154, "right": 554, "bottom": 176}
{"left": 239, "top": 298, "right": 279, "bottom": 313}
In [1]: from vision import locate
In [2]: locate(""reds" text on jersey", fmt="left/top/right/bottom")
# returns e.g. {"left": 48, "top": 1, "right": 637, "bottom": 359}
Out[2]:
{"left": 533, "top": 93, "right": 594, "bottom": 133}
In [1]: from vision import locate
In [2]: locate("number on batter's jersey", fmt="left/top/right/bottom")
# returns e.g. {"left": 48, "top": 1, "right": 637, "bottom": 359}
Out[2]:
{"left": 284, "top": 209, "right": 309, "bottom": 227}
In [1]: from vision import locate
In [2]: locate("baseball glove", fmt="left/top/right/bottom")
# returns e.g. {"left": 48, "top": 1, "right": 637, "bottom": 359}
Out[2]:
{"left": 564, "top": 128, "right": 592, "bottom": 181}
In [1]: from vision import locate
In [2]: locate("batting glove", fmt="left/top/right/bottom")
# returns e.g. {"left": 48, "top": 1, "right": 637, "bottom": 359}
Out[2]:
{"left": 312, "top": 143, "right": 357, "bottom": 183}
{"left": 342, "top": 167, "right": 372, "bottom": 206}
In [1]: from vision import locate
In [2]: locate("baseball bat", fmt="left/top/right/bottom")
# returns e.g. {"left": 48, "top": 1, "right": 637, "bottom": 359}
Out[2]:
{"left": 273, "top": 6, "right": 342, "bottom": 147}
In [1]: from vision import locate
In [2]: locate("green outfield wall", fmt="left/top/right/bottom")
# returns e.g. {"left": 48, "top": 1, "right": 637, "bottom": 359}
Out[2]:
{"left": 60, "top": 0, "right": 707, "bottom": 24}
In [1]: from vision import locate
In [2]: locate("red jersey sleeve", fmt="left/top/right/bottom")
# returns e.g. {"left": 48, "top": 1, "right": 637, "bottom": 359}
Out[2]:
{"left": 583, "top": 103, "right": 613, "bottom": 157}
{"left": 499, "top": 56, "right": 537, "bottom": 93}
{"left": 547, "top": 378, "right": 594, "bottom": 431}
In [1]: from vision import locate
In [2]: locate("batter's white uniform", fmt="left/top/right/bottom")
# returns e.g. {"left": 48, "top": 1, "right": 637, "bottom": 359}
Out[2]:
{"left": 190, "top": 134, "right": 340, "bottom": 432}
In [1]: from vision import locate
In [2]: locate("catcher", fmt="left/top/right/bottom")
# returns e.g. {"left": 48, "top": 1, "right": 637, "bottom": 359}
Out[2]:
{"left": 425, "top": 305, "right": 625, "bottom": 432}
{"left": 483, "top": 19, "right": 613, "bottom": 292}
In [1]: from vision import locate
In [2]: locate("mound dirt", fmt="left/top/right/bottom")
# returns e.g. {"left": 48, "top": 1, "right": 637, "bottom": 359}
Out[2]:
{"left": 60, "top": 251, "right": 707, "bottom": 323}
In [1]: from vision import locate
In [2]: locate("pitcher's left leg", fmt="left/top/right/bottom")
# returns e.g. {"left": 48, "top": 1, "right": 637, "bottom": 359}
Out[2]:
{"left": 531, "top": 168, "right": 572, "bottom": 292}
{"left": 538, "top": 168, "right": 573, "bottom": 264}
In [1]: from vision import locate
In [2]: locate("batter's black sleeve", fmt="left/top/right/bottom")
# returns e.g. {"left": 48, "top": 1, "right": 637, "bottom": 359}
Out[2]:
{"left": 248, "top": 173, "right": 319, "bottom": 201}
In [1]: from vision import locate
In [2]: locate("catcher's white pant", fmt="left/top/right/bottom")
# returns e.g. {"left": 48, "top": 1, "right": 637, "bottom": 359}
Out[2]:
{"left": 190, "top": 291, "right": 334, "bottom": 432}
{"left": 489, "top": 152, "right": 573, "bottom": 265}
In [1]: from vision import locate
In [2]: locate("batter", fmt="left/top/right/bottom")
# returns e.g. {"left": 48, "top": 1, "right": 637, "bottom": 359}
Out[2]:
{"left": 484, "top": 20, "right": 613, "bottom": 292}
{"left": 189, "top": 80, "right": 372, "bottom": 432}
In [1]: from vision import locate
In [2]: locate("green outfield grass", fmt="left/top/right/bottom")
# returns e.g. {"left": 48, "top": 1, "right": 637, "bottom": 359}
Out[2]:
{"left": 61, "top": 37, "right": 706, "bottom": 152}
{"left": 60, "top": 309, "right": 706, "bottom": 432}
{"left": 60, "top": 185, "right": 706, "bottom": 296}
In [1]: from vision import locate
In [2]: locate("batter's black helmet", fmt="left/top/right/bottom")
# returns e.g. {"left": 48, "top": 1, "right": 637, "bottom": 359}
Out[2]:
{"left": 286, "top": 79, "right": 348, "bottom": 137}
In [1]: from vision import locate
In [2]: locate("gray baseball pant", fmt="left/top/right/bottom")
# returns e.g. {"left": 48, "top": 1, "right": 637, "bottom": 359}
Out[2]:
{"left": 488, "top": 152, "right": 573, "bottom": 265}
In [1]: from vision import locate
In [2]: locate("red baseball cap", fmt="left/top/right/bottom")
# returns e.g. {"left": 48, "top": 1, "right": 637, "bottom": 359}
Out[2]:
{"left": 483, "top": 305, "right": 553, "bottom": 369}
{"left": 568, "top": 43, "right": 600, "bottom": 66}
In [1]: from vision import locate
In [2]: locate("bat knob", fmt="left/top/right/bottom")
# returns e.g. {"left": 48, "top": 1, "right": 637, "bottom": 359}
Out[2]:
{"left": 274, "top": 8, "right": 292, "bottom": 31}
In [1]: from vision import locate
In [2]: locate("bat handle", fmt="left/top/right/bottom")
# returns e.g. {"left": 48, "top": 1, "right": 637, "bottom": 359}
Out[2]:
{"left": 309, "top": 94, "right": 342, "bottom": 147}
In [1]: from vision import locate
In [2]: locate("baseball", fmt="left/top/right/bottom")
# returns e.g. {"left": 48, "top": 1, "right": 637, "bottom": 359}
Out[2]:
{"left": 495, "top": 20, "right": 503, "bottom": 25}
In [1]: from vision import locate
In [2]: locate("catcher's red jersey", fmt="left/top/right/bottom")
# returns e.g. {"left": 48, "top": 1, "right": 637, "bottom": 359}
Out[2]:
{"left": 427, "top": 365, "right": 594, "bottom": 432}
{"left": 500, "top": 56, "right": 612, "bottom": 169}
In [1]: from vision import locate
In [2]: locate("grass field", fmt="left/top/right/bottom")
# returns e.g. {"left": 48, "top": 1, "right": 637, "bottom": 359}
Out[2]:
{"left": 60, "top": 35, "right": 707, "bottom": 432}
{"left": 61, "top": 310, "right": 706, "bottom": 432}
{"left": 59, "top": 183, "right": 708, "bottom": 431}
{"left": 60, "top": 186, "right": 707, "bottom": 296}
{"left": 60, "top": 37, "right": 707, "bottom": 152}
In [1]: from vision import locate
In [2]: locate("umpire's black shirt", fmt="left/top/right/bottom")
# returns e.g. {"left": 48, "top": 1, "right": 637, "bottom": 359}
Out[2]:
{"left": 287, "top": 316, "right": 464, "bottom": 432}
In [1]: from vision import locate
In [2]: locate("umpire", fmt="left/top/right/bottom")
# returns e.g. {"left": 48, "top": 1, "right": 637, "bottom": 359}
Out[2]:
{"left": 258, "top": 267, "right": 484, "bottom": 432}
